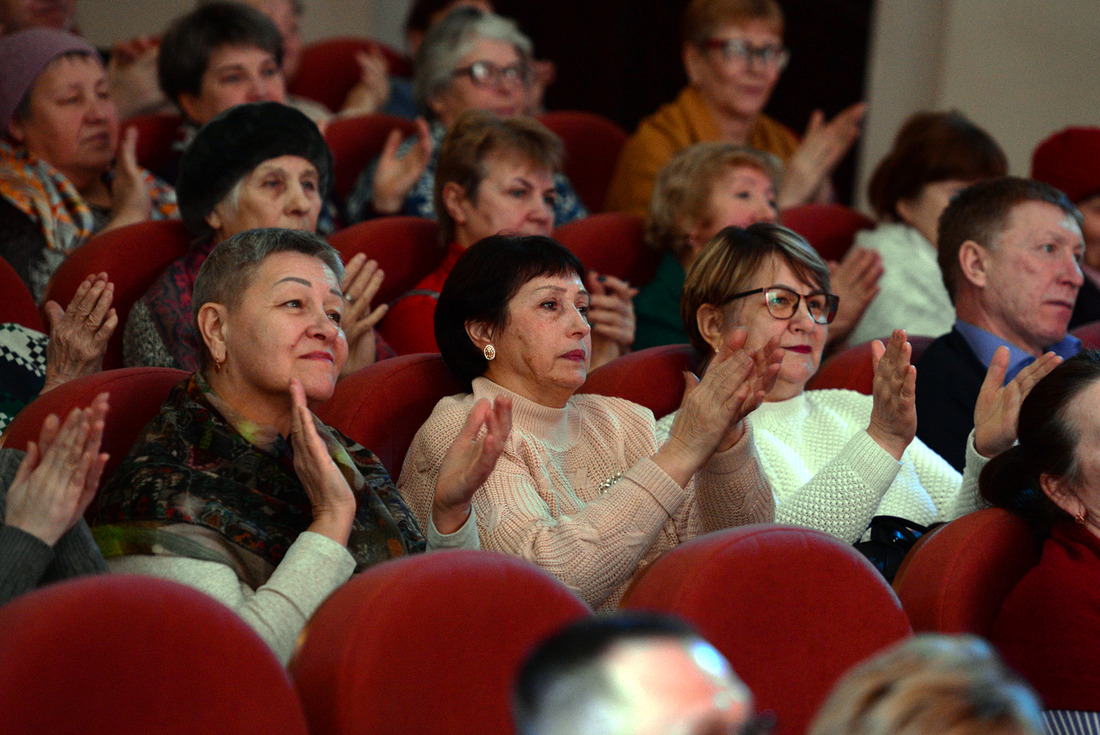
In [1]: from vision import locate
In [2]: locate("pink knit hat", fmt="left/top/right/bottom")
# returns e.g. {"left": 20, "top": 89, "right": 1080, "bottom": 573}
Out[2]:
{"left": 1031, "top": 127, "right": 1100, "bottom": 203}
{"left": 0, "top": 28, "right": 99, "bottom": 133}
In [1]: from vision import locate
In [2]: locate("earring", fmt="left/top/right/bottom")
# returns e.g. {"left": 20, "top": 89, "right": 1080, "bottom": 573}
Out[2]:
{"left": 214, "top": 354, "right": 224, "bottom": 373}
{"left": 1076, "top": 510, "right": 1087, "bottom": 525}
{"left": 483, "top": 344, "right": 496, "bottom": 361}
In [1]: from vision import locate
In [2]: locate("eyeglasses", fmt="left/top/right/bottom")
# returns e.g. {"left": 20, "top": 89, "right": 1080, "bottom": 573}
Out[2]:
{"left": 453, "top": 60, "right": 533, "bottom": 87}
{"left": 702, "top": 38, "right": 790, "bottom": 70}
{"left": 724, "top": 285, "right": 838, "bottom": 325}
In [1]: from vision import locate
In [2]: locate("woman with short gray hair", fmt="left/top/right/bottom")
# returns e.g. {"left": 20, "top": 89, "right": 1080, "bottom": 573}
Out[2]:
{"left": 345, "top": 6, "right": 586, "bottom": 225}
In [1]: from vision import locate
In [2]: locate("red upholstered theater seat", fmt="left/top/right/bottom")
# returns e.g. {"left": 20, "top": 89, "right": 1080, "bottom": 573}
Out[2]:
{"left": 0, "top": 575, "right": 309, "bottom": 735}
{"left": 578, "top": 344, "right": 699, "bottom": 419}
{"left": 316, "top": 353, "right": 462, "bottom": 479}
{"left": 780, "top": 203, "right": 875, "bottom": 262}
{"left": 553, "top": 211, "right": 659, "bottom": 287}
{"left": 0, "top": 256, "right": 44, "bottom": 331}
{"left": 537, "top": 110, "right": 628, "bottom": 213}
{"left": 893, "top": 508, "right": 1040, "bottom": 636}
{"left": 1, "top": 367, "right": 187, "bottom": 519}
{"left": 290, "top": 550, "right": 590, "bottom": 735}
{"left": 41, "top": 219, "right": 194, "bottom": 370}
{"left": 807, "top": 335, "right": 934, "bottom": 395}
{"left": 327, "top": 216, "right": 443, "bottom": 308}
{"left": 289, "top": 37, "right": 411, "bottom": 112}
{"left": 122, "top": 112, "right": 183, "bottom": 174}
{"left": 323, "top": 113, "right": 418, "bottom": 202}
{"left": 1072, "top": 319, "right": 1100, "bottom": 349}
{"left": 622, "top": 525, "right": 912, "bottom": 735}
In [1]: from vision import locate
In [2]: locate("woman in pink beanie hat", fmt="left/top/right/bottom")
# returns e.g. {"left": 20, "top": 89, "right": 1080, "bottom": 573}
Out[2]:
{"left": 0, "top": 28, "right": 177, "bottom": 302}
{"left": 1032, "top": 126, "right": 1100, "bottom": 328}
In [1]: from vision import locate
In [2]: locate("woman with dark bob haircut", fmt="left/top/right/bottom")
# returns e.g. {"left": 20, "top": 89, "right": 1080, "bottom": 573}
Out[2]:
{"left": 847, "top": 111, "right": 1007, "bottom": 346}
{"left": 399, "top": 233, "right": 778, "bottom": 610}
{"left": 983, "top": 351, "right": 1100, "bottom": 726}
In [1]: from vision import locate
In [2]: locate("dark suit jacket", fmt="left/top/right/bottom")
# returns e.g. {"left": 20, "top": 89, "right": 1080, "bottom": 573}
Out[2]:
{"left": 914, "top": 328, "right": 986, "bottom": 472}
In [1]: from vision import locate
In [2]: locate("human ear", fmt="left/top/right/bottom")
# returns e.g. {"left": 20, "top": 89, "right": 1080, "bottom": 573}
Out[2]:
{"left": 895, "top": 197, "right": 918, "bottom": 228}
{"left": 695, "top": 303, "right": 727, "bottom": 353}
{"left": 177, "top": 92, "right": 205, "bottom": 126}
{"left": 958, "top": 240, "right": 989, "bottom": 288}
{"left": 683, "top": 43, "right": 703, "bottom": 86}
{"left": 196, "top": 303, "right": 230, "bottom": 366}
{"left": 6, "top": 117, "right": 26, "bottom": 144}
{"left": 464, "top": 318, "right": 493, "bottom": 352}
{"left": 205, "top": 204, "right": 224, "bottom": 235}
{"left": 1040, "top": 472, "right": 1086, "bottom": 519}
{"left": 442, "top": 181, "right": 470, "bottom": 224}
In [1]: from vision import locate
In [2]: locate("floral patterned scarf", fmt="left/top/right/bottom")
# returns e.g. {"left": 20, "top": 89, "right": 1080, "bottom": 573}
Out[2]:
{"left": 95, "top": 373, "right": 424, "bottom": 588}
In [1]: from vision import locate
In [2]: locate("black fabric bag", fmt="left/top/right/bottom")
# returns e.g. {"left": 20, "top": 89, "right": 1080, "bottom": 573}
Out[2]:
{"left": 854, "top": 515, "right": 930, "bottom": 583}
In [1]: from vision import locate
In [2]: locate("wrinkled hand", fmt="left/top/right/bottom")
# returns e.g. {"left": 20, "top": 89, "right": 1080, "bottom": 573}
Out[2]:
{"left": 660, "top": 329, "right": 782, "bottom": 486}
{"left": 340, "top": 254, "right": 389, "bottom": 377}
{"left": 974, "top": 347, "right": 1061, "bottom": 458}
{"left": 433, "top": 397, "right": 512, "bottom": 534}
{"left": 289, "top": 379, "right": 357, "bottom": 545}
{"left": 371, "top": 117, "right": 433, "bottom": 214}
{"left": 6, "top": 393, "right": 110, "bottom": 547}
{"left": 341, "top": 48, "right": 391, "bottom": 115}
{"left": 585, "top": 271, "right": 638, "bottom": 369}
{"left": 778, "top": 102, "right": 866, "bottom": 208}
{"left": 827, "top": 246, "right": 882, "bottom": 343}
{"left": 867, "top": 329, "right": 916, "bottom": 460}
{"left": 42, "top": 273, "right": 117, "bottom": 393}
{"left": 106, "top": 126, "right": 153, "bottom": 230}
{"left": 107, "top": 36, "right": 165, "bottom": 119}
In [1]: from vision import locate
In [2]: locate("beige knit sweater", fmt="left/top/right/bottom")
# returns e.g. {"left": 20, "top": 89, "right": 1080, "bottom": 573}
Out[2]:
{"left": 398, "top": 378, "right": 774, "bottom": 610}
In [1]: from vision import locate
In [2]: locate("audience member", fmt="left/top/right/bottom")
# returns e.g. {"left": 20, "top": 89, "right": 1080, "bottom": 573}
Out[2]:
{"left": 982, "top": 351, "right": 1100, "bottom": 728}
{"left": 97, "top": 228, "right": 504, "bottom": 664}
{"left": 1, "top": 272, "right": 116, "bottom": 431}
{"left": 915, "top": 177, "right": 1084, "bottom": 471}
{"left": 514, "top": 612, "right": 754, "bottom": 735}
{"left": 848, "top": 111, "right": 1007, "bottom": 346}
{"left": 1, "top": 392, "right": 109, "bottom": 606}
{"left": 653, "top": 224, "right": 1049, "bottom": 564}
{"left": 809, "top": 634, "right": 1043, "bottom": 735}
{"left": 635, "top": 142, "right": 880, "bottom": 351}
{"left": 344, "top": 7, "right": 584, "bottom": 224}
{"left": 1031, "top": 126, "right": 1100, "bottom": 328}
{"left": 122, "top": 101, "right": 389, "bottom": 374}
{"left": 382, "top": 110, "right": 634, "bottom": 367}
{"left": 0, "top": 0, "right": 74, "bottom": 33}
{"left": 0, "top": 28, "right": 176, "bottom": 302}
{"left": 604, "top": 0, "right": 865, "bottom": 217}
{"left": 398, "top": 234, "right": 776, "bottom": 610}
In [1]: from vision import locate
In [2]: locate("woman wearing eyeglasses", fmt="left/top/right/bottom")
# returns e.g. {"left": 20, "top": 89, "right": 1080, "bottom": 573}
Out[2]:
{"left": 605, "top": 0, "right": 865, "bottom": 218}
{"left": 345, "top": 7, "right": 585, "bottom": 224}
{"left": 654, "top": 223, "right": 1055, "bottom": 545}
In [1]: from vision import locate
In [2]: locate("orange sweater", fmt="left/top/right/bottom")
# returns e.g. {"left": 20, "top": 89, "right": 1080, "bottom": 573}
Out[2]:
{"left": 397, "top": 377, "right": 774, "bottom": 610}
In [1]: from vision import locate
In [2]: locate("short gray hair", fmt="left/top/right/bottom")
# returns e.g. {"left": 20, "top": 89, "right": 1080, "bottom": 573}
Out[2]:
{"left": 413, "top": 6, "right": 532, "bottom": 116}
{"left": 192, "top": 228, "right": 344, "bottom": 367}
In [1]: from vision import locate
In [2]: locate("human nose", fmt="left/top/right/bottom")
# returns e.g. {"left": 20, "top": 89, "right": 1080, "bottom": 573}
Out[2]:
{"left": 788, "top": 296, "right": 815, "bottom": 331}
{"left": 308, "top": 305, "right": 340, "bottom": 340}
{"left": 285, "top": 181, "right": 311, "bottom": 214}
{"left": 756, "top": 197, "right": 778, "bottom": 224}
{"left": 1064, "top": 254, "right": 1085, "bottom": 287}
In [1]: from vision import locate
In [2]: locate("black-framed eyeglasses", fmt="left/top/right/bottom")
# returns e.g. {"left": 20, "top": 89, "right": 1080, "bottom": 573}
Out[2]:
{"left": 453, "top": 60, "right": 533, "bottom": 87}
{"left": 702, "top": 38, "right": 790, "bottom": 70}
{"left": 725, "top": 285, "right": 838, "bottom": 325}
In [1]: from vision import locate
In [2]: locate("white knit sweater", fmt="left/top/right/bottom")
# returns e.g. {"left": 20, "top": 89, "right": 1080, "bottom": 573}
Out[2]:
{"left": 656, "top": 389, "right": 987, "bottom": 543}
{"left": 398, "top": 377, "right": 775, "bottom": 610}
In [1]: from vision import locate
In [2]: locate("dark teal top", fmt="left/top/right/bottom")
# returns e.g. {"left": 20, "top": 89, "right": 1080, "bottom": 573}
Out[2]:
{"left": 633, "top": 253, "right": 689, "bottom": 350}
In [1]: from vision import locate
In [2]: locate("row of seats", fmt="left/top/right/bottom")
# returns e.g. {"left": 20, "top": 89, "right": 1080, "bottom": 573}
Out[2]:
{"left": 1, "top": 201, "right": 880, "bottom": 370}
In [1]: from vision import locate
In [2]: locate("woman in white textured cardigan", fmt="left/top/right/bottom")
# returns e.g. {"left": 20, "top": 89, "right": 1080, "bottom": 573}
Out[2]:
{"left": 656, "top": 223, "right": 1058, "bottom": 545}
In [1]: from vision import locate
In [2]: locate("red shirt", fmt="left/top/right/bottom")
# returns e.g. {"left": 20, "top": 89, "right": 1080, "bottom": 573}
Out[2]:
{"left": 379, "top": 242, "right": 466, "bottom": 355}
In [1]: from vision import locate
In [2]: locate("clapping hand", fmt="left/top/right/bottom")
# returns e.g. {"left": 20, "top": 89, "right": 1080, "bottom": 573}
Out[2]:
{"left": 107, "top": 126, "right": 153, "bottom": 230}
{"left": 371, "top": 117, "right": 433, "bottom": 214}
{"left": 340, "top": 254, "right": 389, "bottom": 377}
{"left": 826, "top": 247, "right": 883, "bottom": 343}
{"left": 586, "top": 271, "right": 638, "bottom": 368}
{"left": 778, "top": 102, "right": 866, "bottom": 208}
{"left": 866, "top": 329, "right": 916, "bottom": 460}
{"left": 42, "top": 273, "right": 118, "bottom": 393}
{"left": 6, "top": 393, "right": 110, "bottom": 547}
{"left": 432, "top": 397, "right": 512, "bottom": 534}
{"left": 973, "top": 346, "right": 1061, "bottom": 458}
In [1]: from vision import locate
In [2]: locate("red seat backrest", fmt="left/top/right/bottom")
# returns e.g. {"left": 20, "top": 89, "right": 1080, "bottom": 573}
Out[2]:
{"left": 553, "top": 211, "right": 659, "bottom": 286}
{"left": 315, "top": 353, "right": 462, "bottom": 478}
{"left": 780, "top": 203, "right": 875, "bottom": 262}
{"left": 1072, "top": 319, "right": 1100, "bottom": 349}
{"left": 0, "top": 575, "right": 309, "bottom": 735}
{"left": 1, "top": 367, "right": 188, "bottom": 520}
{"left": 288, "top": 37, "right": 411, "bottom": 112}
{"left": 290, "top": 550, "right": 590, "bottom": 735}
{"left": 622, "top": 525, "right": 912, "bottom": 735}
{"left": 323, "top": 113, "right": 418, "bottom": 202}
{"left": 327, "top": 216, "right": 444, "bottom": 307}
{"left": 41, "top": 219, "right": 194, "bottom": 370}
{"left": 578, "top": 344, "right": 699, "bottom": 419}
{"left": 0, "top": 256, "right": 44, "bottom": 331}
{"left": 538, "top": 110, "right": 628, "bottom": 213}
{"left": 807, "top": 335, "right": 934, "bottom": 395}
{"left": 122, "top": 112, "right": 184, "bottom": 174}
{"left": 893, "top": 508, "right": 1040, "bottom": 635}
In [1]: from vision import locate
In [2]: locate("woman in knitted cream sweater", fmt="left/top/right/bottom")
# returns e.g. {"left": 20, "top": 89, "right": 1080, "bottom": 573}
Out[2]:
{"left": 655, "top": 223, "right": 1058, "bottom": 544}
{"left": 398, "top": 234, "right": 779, "bottom": 610}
